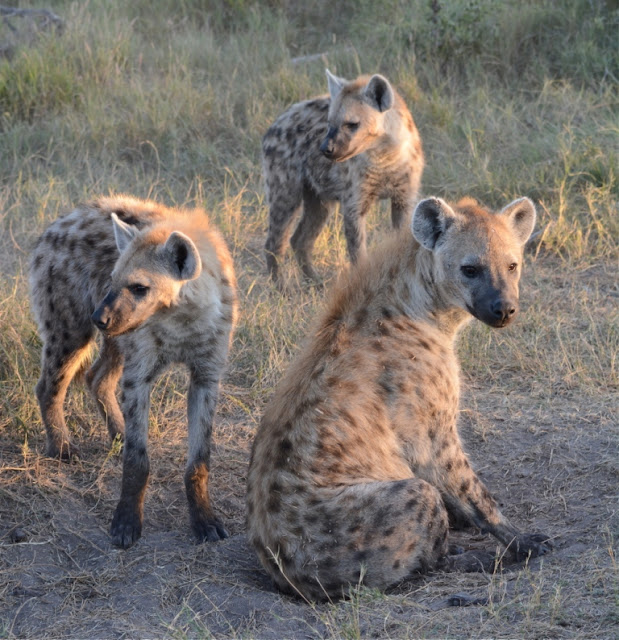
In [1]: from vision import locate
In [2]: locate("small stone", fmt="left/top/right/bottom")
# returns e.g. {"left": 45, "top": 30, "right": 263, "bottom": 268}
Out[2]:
{"left": 9, "top": 527, "right": 28, "bottom": 543}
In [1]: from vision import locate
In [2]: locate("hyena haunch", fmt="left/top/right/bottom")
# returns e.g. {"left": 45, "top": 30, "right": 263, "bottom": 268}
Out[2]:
{"left": 263, "top": 69, "right": 424, "bottom": 283}
{"left": 29, "top": 195, "right": 237, "bottom": 548}
{"left": 247, "top": 195, "right": 551, "bottom": 601}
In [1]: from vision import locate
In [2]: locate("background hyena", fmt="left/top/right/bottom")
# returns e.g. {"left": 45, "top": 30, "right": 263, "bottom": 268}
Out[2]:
{"left": 29, "top": 195, "right": 237, "bottom": 548}
{"left": 263, "top": 69, "right": 424, "bottom": 283}
{"left": 247, "top": 195, "right": 551, "bottom": 600}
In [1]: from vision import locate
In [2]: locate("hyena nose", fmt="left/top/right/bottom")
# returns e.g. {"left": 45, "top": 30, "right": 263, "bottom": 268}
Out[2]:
{"left": 320, "top": 137, "right": 334, "bottom": 157}
{"left": 491, "top": 299, "right": 517, "bottom": 324}
{"left": 91, "top": 308, "right": 110, "bottom": 331}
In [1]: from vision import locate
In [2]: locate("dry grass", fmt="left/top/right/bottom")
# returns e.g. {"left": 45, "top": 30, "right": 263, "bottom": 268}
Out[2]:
{"left": 0, "top": 0, "right": 617, "bottom": 638}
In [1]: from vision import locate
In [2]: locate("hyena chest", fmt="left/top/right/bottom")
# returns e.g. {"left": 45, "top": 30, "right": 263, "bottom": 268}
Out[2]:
{"left": 361, "top": 160, "right": 412, "bottom": 201}
{"left": 377, "top": 328, "right": 460, "bottom": 430}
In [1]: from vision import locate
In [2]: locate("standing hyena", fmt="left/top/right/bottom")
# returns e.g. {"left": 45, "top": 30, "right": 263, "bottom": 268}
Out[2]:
{"left": 247, "top": 195, "right": 551, "bottom": 600}
{"left": 263, "top": 69, "right": 424, "bottom": 283}
{"left": 29, "top": 195, "right": 237, "bottom": 548}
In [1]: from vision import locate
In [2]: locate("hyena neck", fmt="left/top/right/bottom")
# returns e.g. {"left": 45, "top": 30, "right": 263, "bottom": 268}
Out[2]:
{"left": 392, "top": 241, "right": 471, "bottom": 338}
{"left": 367, "top": 116, "right": 416, "bottom": 165}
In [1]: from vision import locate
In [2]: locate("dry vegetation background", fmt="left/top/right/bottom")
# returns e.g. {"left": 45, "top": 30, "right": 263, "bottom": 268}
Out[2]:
{"left": 0, "top": 0, "right": 617, "bottom": 638}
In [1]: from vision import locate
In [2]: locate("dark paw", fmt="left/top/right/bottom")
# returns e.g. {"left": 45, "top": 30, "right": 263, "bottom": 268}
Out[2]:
{"left": 192, "top": 517, "right": 229, "bottom": 543}
{"left": 508, "top": 533, "right": 553, "bottom": 561}
{"left": 442, "top": 550, "right": 496, "bottom": 573}
{"left": 110, "top": 503, "right": 142, "bottom": 549}
{"left": 46, "top": 439, "right": 80, "bottom": 461}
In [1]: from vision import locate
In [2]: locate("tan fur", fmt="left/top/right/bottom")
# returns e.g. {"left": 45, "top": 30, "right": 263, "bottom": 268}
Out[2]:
{"left": 247, "top": 195, "right": 550, "bottom": 600}
{"left": 263, "top": 70, "right": 424, "bottom": 283}
{"left": 29, "top": 195, "right": 237, "bottom": 547}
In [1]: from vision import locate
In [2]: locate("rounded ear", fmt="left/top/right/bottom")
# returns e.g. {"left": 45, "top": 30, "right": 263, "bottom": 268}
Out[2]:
{"left": 325, "top": 68, "right": 346, "bottom": 100}
{"left": 163, "top": 231, "right": 202, "bottom": 281}
{"left": 411, "top": 198, "right": 459, "bottom": 250}
{"left": 363, "top": 74, "right": 394, "bottom": 112}
{"left": 111, "top": 212, "right": 140, "bottom": 253}
{"left": 499, "top": 197, "right": 537, "bottom": 246}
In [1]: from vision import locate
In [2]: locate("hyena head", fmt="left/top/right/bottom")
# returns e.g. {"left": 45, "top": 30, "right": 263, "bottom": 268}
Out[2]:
{"left": 412, "top": 196, "right": 536, "bottom": 328}
{"left": 320, "top": 69, "right": 395, "bottom": 162}
{"left": 91, "top": 214, "right": 202, "bottom": 336}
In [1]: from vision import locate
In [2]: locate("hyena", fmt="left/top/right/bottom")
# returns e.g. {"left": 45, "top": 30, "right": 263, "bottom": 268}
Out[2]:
{"left": 247, "top": 195, "right": 551, "bottom": 600}
{"left": 29, "top": 195, "right": 237, "bottom": 548}
{"left": 263, "top": 69, "right": 424, "bottom": 283}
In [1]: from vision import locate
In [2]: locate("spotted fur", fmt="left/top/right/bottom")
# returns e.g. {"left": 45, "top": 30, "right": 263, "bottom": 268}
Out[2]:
{"left": 263, "top": 69, "right": 424, "bottom": 283}
{"left": 29, "top": 195, "right": 237, "bottom": 548}
{"left": 247, "top": 195, "right": 550, "bottom": 600}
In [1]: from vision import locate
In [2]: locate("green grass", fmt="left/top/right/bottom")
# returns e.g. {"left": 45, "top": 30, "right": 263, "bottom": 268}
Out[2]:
{"left": 0, "top": 0, "right": 617, "bottom": 638}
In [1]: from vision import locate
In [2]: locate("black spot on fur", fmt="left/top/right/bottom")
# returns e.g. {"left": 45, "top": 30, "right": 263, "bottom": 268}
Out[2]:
{"left": 267, "top": 495, "right": 281, "bottom": 513}
{"left": 389, "top": 480, "right": 408, "bottom": 494}
{"left": 354, "top": 550, "right": 369, "bottom": 563}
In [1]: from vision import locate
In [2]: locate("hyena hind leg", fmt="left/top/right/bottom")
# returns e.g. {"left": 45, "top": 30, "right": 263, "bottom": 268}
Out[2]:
{"left": 85, "top": 337, "right": 125, "bottom": 442}
{"left": 36, "top": 336, "right": 94, "bottom": 459}
{"left": 267, "top": 477, "right": 449, "bottom": 601}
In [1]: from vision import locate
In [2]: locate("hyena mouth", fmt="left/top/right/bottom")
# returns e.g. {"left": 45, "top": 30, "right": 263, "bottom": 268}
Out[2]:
{"left": 467, "top": 305, "right": 513, "bottom": 329}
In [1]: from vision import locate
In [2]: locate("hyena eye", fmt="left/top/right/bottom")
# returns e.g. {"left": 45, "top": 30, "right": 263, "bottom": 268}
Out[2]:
{"left": 128, "top": 284, "right": 149, "bottom": 298}
{"left": 345, "top": 122, "right": 360, "bottom": 132}
{"left": 508, "top": 263, "right": 518, "bottom": 272}
{"left": 461, "top": 265, "right": 479, "bottom": 278}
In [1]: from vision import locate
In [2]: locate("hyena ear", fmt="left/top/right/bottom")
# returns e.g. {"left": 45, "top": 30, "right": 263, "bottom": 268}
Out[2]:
{"left": 412, "top": 198, "right": 459, "bottom": 250}
{"left": 363, "top": 74, "right": 394, "bottom": 112}
{"left": 163, "top": 231, "right": 202, "bottom": 281}
{"left": 499, "top": 197, "right": 537, "bottom": 246}
{"left": 111, "top": 213, "right": 140, "bottom": 253}
{"left": 326, "top": 68, "right": 346, "bottom": 100}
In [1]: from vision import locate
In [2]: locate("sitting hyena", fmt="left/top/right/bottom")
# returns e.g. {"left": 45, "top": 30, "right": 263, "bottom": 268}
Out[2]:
{"left": 29, "top": 195, "right": 237, "bottom": 548}
{"left": 247, "top": 195, "right": 551, "bottom": 600}
{"left": 263, "top": 69, "right": 424, "bottom": 283}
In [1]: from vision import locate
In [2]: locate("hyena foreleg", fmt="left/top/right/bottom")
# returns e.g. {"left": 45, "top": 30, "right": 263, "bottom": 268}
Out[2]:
{"left": 340, "top": 196, "right": 375, "bottom": 265}
{"left": 390, "top": 197, "right": 413, "bottom": 230}
{"left": 185, "top": 374, "right": 228, "bottom": 541}
{"left": 439, "top": 453, "right": 552, "bottom": 561}
{"left": 265, "top": 194, "right": 303, "bottom": 282}
{"left": 290, "top": 186, "right": 333, "bottom": 283}
{"left": 86, "top": 337, "right": 125, "bottom": 442}
{"left": 110, "top": 359, "right": 152, "bottom": 549}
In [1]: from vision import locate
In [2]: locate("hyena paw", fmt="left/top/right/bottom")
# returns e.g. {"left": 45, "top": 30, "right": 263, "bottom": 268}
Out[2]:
{"left": 110, "top": 503, "right": 142, "bottom": 549}
{"left": 442, "top": 550, "right": 496, "bottom": 573}
{"left": 192, "top": 516, "right": 229, "bottom": 543}
{"left": 45, "top": 438, "right": 80, "bottom": 461}
{"left": 508, "top": 533, "right": 553, "bottom": 561}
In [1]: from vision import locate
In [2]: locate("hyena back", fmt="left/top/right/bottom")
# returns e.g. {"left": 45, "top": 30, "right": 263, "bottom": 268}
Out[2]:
{"left": 263, "top": 69, "right": 424, "bottom": 283}
{"left": 247, "top": 195, "right": 551, "bottom": 600}
{"left": 29, "top": 195, "right": 237, "bottom": 548}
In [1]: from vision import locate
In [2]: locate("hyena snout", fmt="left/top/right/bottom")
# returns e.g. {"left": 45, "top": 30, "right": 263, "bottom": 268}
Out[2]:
{"left": 476, "top": 292, "right": 518, "bottom": 328}
{"left": 491, "top": 297, "right": 517, "bottom": 326}
{"left": 91, "top": 291, "right": 122, "bottom": 333}
{"left": 319, "top": 126, "right": 337, "bottom": 158}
